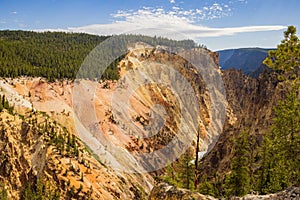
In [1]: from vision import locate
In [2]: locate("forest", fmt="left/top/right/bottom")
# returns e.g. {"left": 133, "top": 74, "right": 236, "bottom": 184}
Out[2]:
{"left": 0, "top": 30, "right": 202, "bottom": 81}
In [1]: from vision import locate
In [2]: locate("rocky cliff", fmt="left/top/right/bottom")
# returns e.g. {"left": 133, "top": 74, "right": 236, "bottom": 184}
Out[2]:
{"left": 149, "top": 183, "right": 217, "bottom": 200}
{"left": 197, "top": 69, "right": 287, "bottom": 180}
{"left": 0, "top": 108, "right": 151, "bottom": 199}
{"left": 149, "top": 183, "right": 300, "bottom": 200}
{"left": 0, "top": 42, "right": 295, "bottom": 199}
{"left": 0, "top": 45, "right": 221, "bottom": 199}
{"left": 72, "top": 44, "right": 225, "bottom": 175}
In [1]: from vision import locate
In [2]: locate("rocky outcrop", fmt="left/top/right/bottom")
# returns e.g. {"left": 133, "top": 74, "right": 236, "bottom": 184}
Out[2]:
{"left": 231, "top": 186, "right": 300, "bottom": 200}
{"left": 149, "top": 183, "right": 300, "bottom": 200}
{"left": 149, "top": 182, "right": 217, "bottom": 200}
{"left": 0, "top": 109, "right": 151, "bottom": 199}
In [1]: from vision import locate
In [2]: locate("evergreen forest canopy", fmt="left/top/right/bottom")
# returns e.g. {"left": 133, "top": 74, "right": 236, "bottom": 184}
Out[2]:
{"left": 0, "top": 30, "right": 203, "bottom": 81}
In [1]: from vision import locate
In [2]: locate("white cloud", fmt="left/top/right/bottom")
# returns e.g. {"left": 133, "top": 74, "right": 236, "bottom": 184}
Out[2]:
{"left": 170, "top": 0, "right": 175, "bottom": 3}
{"left": 11, "top": 11, "right": 18, "bottom": 15}
{"left": 35, "top": 5, "right": 285, "bottom": 41}
{"left": 18, "top": 24, "right": 27, "bottom": 28}
{"left": 66, "top": 22, "right": 285, "bottom": 40}
{"left": 238, "top": 0, "right": 248, "bottom": 4}
{"left": 111, "top": 5, "right": 232, "bottom": 23}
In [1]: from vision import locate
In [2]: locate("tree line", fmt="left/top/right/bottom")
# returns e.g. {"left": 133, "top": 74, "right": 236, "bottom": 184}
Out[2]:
{"left": 0, "top": 30, "right": 204, "bottom": 81}
{"left": 0, "top": 30, "right": 107, "bottom": 81}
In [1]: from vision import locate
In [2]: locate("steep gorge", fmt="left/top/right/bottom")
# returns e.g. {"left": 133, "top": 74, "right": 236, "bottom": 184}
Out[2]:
{"left": 0, "top": 45, "right": 221, "bottom": 199}
{"left": 0, "top": 42, "right": 296, "bottom": 199}
{"left": 198, "top": 69, "right": 285, "bottom": 179}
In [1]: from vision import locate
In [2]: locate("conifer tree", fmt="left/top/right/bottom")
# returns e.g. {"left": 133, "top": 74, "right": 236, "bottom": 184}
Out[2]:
{"left": 260, "top": 87, "right": 300, "bottom": 193}
{"left": 263, "top": 26, "right": 300, "bottom": 74}
{"left": 260, "top": 26, "right": 300, "bottom": 193}
{"left": 225, "top": 131, "right": 251, "bottom": 196}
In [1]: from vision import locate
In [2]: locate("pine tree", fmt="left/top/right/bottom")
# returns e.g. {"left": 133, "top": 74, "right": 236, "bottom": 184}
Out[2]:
{"left": 263, "top": 26, "right": 300, "bottom": 77}
{"left": 174, "top": 152, "right": 195, "bottom": 190}
{"left": 162, "top": 151, "right": 195, "bottom": 190}
{"left": 0, "top": 99, "right": 3, "bottom": 112}
{"left": 198, "top": 175, "right": 216, "bottom": 196}
{"left": 225, "top": 131, "right": 251, "bottom": 196}
{"left": 0, "top": 182, "right": 8, "bottom": 200}
{"left": 260, "top": 87, "right": 300, "bottom": 193}
{"left": 260, "top": 26, "right": 300, "bottom": 193}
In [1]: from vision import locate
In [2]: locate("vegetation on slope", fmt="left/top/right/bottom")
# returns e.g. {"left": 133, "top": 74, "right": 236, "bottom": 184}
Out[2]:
{"left": 264, "top": 26, "right": 300, "bottom": 73}
{"left": 0, "top": 95, "right": 14, "bottom": 114}
{"left": 160, "top": 26, "right": 300, "bottom": 198}
{"left": 0, "top": 30, "right": 203, "bottom": 81}
{"left": 0, "top": 98, "right": 92, "bottom": 199}
{"left": 1, "top": 27, "right": 298, "bottom": 199}
{"left": 218, "top": 48, "right": 272, "bottom": 77}
{"left": 0, "top": 31, "right": 107, "bottom": 81}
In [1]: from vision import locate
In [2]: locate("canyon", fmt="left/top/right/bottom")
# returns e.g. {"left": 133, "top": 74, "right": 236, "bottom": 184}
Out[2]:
{"left": 0, "top": 41, "right": 298, "bottom": 199}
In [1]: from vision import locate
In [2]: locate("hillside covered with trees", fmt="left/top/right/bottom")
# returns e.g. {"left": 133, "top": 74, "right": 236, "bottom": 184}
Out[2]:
{"left": 0, "top": 31, "right": 107, "bottom": 81}
{"left": 0, "top": 30, "right": 202, "bottom": 81}
{"left": 217, "top": 48, "right": 272, "bottom": 78}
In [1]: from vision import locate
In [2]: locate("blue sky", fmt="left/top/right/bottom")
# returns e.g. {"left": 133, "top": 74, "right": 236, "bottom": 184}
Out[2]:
{"left": 0, "top": 0, "right": 299, "bottom": 50}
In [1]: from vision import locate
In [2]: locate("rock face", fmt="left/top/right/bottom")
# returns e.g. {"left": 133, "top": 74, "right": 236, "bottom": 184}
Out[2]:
{"left": 198, "top": 69, "right": 286, "bottom": 179}
{"left": 72, "top": 45, "right": 225, "bottom": 174}
{"left": 149, "top": 182, "right": 217, "bottom": 200}
{"left": 0, "top": 111, "right": 45, "bottom": 199}
{"left": 0, "top": 109, "right": 151, "bottom": 199}
{"left": 0, "top": 43, "right": 296, "bottom": 199}
{"left": 231, "top": 186, "right": 300, "bottom": 200}
{"left": 0, "top": 46, "right": 221, "bottom": 199}
{"left": 149, "top": 183, "right": 300, "bottom": 200}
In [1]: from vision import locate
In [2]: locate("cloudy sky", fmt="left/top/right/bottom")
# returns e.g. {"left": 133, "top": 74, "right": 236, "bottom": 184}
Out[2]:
{"left": 0, "top": 0, "right": 299, "bottom": 50}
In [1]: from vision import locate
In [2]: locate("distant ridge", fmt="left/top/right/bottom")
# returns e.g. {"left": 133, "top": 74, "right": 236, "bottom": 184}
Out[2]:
{"left": 217, "top": 48, "right": 275, "bottom": 78}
